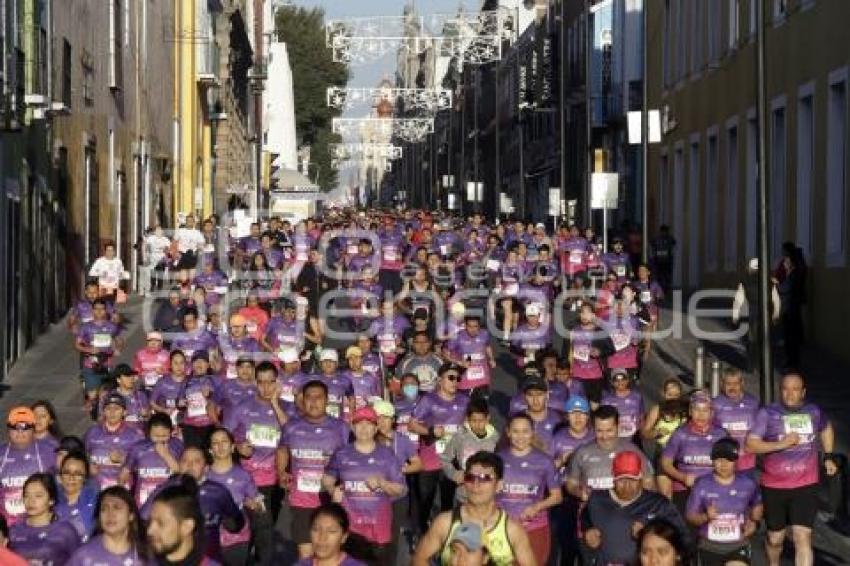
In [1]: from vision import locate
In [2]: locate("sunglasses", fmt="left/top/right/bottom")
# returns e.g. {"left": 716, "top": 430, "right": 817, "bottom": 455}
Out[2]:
{"left": 464, "top": 473, "right": 495, "bottom": 485}
{"left": 7, "top": 423, "right": 33, "bottom": 431}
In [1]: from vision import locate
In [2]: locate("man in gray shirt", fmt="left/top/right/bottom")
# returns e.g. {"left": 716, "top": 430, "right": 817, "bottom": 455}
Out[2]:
{"left": 397, "top": 331, "right": 445, "bottom": 392}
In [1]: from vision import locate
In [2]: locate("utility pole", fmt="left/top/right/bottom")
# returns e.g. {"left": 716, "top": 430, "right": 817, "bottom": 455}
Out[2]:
{"left": 559, "top": 0, "right": 567, "bottom": 225}
{"left": 584, "top": 0, "right": 593, "bottom": 228}
{"left": 756, "top": 0, "right": 773, "bottom": 402}
{"left": 640, "top": 0, "right": 649, "bottom": 263}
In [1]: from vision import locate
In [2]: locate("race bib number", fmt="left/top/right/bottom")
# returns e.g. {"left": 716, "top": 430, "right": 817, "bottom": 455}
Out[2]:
{"left": 186, "top": 391, "right": 207, "bottom": 418}
{"left": 569, "top": 251, "right": 583, "bottom": 264}
{"left": 213, "top": 285, "right": 229, "bottom": 295}
{"left": 296, "top": 249, "right": 308, "bottom": 261}
{"left": 144, "top": 372, "right": 160, "bottom": 388}
{"left": 326, "top": 405, "right": 341, "bottom": 418}
{"left": 615, "top": 265, "right": 626, "bottom": 277}
{"left": 383, "top": 248, "right": 398, "bottom": 261}
{"left": 296, "top": 470, "right": 323, "bottom": 493}
{"left": 4, "top": 489, "right": 23, "bottom": 516}
{"left": 466, "top": 365, "right": 487, "bottom": 384}
{"left": 504, "top": 282, "right": 519, "bottom": 296}
{"left": 247, "top": 424, "right": 280, "bottom": 449}
{"left": 640, "top": 290, "right": 652, "bottom": 303}
{"left": 347, "top": 244, "right": 359, "bottom": 255}
{"left": 440, "top": 244, "right": 450, "bottom": 256}
{"left": 486, "top": 259, "right": 500, "bottom": 271}
{"left": 707, "top": 514, "right": 742, "bottom": 543}
{"left": 573, "top": 345, "right": 590, "bottom": 362}
{"left": 280, "top": 384, "right": 295, "bottom": 403}
{"left": 246, "top": 322, "right": 258, "bottom": 334}
{"left": 618, "top": 415, "right": 637, "bottom": 437}
{"left": 612, "top": 331, "right": 631, "bottom": 351}
{"left": 436, "top": 425, "right": 459, "bottom": 454}
{"left": 783, "top": 413, "right": 813, "bottom": 436}
{"left": 725, "top": 421, "right": 749, "bottom": 433}
{"left": 226, "top": 365, "right": 238, "bottom": 380}
{"left": 92, "top": 333, "right": 113, "bottom": 349}
{"left": 379, "top": 334, "right": 396, "bottom": 353}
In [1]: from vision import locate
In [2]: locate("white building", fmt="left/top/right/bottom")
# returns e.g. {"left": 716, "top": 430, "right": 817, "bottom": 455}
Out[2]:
{"left": 264, "top": 41, "right": 298, "bottom": 171}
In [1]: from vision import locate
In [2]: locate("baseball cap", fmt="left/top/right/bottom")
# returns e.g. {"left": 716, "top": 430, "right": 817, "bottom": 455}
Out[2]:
{"left": 7, "top": 407, "right": 35, "bottom": 427}
{"left": 610, "top": 368, "right": 630, "bottom": 381}
{"left": 102, "top": 392, "right": 127, "bottom": 409}
{"left": 345, "top": 346, "right": 363, "bottom": 359}
{"left": 449, "top": 522, "right": 483, "bottom": 552}
{"left": 612, "top": 451, "right": 643, "bottom": 480}
{"left": 525, "top": 303, "right": 542, "bottom": 317}
{"left": 278, "top": 348, "right": 299, "bottom": 364}
{"left": 564, "top": 396, "right": 590, "bottom": 414}
{"left": 690, "top": 390, "right": 712, "bottom": 407}
{"left": 146, "top": 331, "right": 163, "bottom": 341}
{"left": 522, "top": 376, "right": 549, "bottom": 393}
{"left": 372, "top": 399, "right": 395, "bottom": 418}
{"left": 319, "top": 349, "right": 339, "bottom": 363}
{"left": 710, "top": 438, "right": 740, "bottom": 462}
{"left": 351, "top": 406, "right": 378, "bottom": 424}
{"left": 111, "top": 363, "right": 137, "bottom": 379}
{"left": 535, "top": 222, "right": 546, "bottom": 230}
{"left": 55, "top": 435, "right": 85, "bottom": 454}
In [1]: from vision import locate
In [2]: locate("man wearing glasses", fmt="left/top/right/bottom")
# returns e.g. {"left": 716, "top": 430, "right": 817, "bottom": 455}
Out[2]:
{"left": 408, "top": 362, "right": 470, "bottom": 536}
{"left": 412, "top": 451, "right": 536, "bottom": 566}
{"left": 0, "top": 407, "right": 53, "bottom": 525}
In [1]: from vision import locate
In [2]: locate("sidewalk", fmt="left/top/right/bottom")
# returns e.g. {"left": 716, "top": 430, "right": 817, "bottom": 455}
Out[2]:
{"left": 0, "top": 297, "right": 147, "bottom": 437}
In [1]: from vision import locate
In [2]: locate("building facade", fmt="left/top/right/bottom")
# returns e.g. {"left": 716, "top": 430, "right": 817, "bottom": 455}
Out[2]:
{"left": 646, "top": 0, "right": 850, "bottom": 363}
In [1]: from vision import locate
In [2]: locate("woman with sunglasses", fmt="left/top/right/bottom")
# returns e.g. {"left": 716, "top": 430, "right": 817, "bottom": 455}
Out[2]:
{"left": 497, "top": 413, "right": 562, "bottom": 565}
{"left": 55, "top": 450, "right": 99, "bottom": 543}
{"left": 207, "top": 426, "right": 263, "bottom": 566}
{"left": 0, "top": 407, "right": 53, "bottom": 525}
{"left": 67, "top": 486, "right": 148, "bottom": 565}
{"left": 407, "top": 363, "right": 470, "bottom": 536}
{"left": 9, "top": 473, "right": 81, "bottom": 564}
{"left": 31, "top": 400, "right": 62, "bottom": 453}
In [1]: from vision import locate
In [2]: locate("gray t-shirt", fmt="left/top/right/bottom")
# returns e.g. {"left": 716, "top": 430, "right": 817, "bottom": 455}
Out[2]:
{"left": 397, "top": 353, "right": 444, "bottom": 392}
{"left": 567, "top": 439, "right": 654, "bottom": 491}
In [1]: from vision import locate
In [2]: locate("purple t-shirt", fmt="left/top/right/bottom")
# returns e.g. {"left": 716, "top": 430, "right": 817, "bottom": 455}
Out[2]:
{"left": 0, "top": 442, "right": 53, "bottom": 523}
{"left": 686, "top": 473, "right": 761, "bottom": 544}
{"left": 447, "top": 330, "right": 491, "bottom": 390}
{"left": 600, "top": 389, "right": 645, "bottom": 438}
{"left": 412, "top": 392, "right": 470, "bottom": 471}
{"left": 570, "top": 327, "right": 604, "bottom": 380}
{"left": 224, "top": 397, "right": 284, "bottom": 487}
{"left": 304, "top": 373, "right": 353, "bottom": 420}
{"left": 149, "top": 374, "right": 188, "bottom": 413}
{"left": 66, "top": 534, "right": 147, "bottom": 565}
{"left": 278, "top": 370, "right": 308, "bottom": 416}
{"left": 529, "top": 409, "right": 565, "bottom": 455}
{"left": 280, "top": 416, "right": 350, "bottom": 509}
{"left": 295, "top": 556, "right": 366, "bottom": 566}
{"left": 182, "top": 375, "right": 216, "bottom": 426}
{"left": 78, "top": 320, "right": 121, "bottom": 369}
{"left": 9, "top": 519, "right": 81, "bottom": 564}
{"left": 343, "top": 370, "right": 382, "bottom": 410}
{"left": 172, "top": 330, "right": 218, "bottom": 362}
{"left": 207, "top": 464, "right": 258, "bottom": 548}
{"left": 394, "top": 396, "right": 419, "bottom": 444}
{"left": 712, "top": 393, "right": 760, "bottom": 471}
{"left": 126, "top": 438, "right": 183, "bottom": 507}
{"left": 497, "top": 449, "right": 560, "bottom": 531}
{"left": 326, "top": 444, "right": 405, "bottom": 544}
{"left": 749, "top": 402, "right": 826, "bottom": 489}
{"left": 662, "top": 425, "right": 728, "bottom": 491}
{"left": 265, "top": 317, "right": 303, "bottom": 351}
{"left": 552, "top": 428, "right": 595, "bottom": 480}
{"left": 510, "top": 323, "right": 552, "bottom": 367}
{"left": 217, "top": 335, "right": 261, "bottom": 379}
{"left": 84, "top": 424, "right": 144, "bottom": 489}
{"left": 215, "top": 379, "right": 257, "bottom": 418}
{"left": 603, "top": 315, "right": 640, "bottom": 370}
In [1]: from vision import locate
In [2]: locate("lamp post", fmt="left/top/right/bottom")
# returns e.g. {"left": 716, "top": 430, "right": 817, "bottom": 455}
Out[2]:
{"left": 641, "top": 1, "right": 649, "bottom": 263}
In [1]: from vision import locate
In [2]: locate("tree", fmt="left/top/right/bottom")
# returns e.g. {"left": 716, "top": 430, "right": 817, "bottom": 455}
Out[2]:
{"left": 276, "top": 6, "right": 349, "bottom": 192}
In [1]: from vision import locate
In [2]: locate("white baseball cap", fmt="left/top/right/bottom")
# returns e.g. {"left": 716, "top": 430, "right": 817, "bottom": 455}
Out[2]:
{"left": 278, "top": 348, "right": 299, "bottom": 364}
{"left": 319, "top": 349, "right": 339, "bottom": 362}
{"left": 525, "top": 303, "right": 542, "bottom": 317}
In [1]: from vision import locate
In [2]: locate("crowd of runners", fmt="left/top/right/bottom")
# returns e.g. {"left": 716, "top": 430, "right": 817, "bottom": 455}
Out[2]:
{"left": 0, "top": 208, "right": 837, "bottom": 566}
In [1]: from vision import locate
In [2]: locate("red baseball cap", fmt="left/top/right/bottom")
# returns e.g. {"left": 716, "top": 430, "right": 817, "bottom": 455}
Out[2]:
{"left": 351, "top": 406, "right": 378, "bottom": 424}
{"left": 612, "top": 451, "right": 643, "bottom": 480}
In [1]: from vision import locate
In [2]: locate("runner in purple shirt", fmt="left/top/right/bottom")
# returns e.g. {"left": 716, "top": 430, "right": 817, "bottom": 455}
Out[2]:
{"left": 512, "top": 376, "right": 563, "bottom": 455}
{"left": 568, "top": 304, "right": 607, "bottom": 403}
{"left": 600, "top": 370, "right": 645, "bottom": 440}
{"left": 496, "top": 413, "right": 562, "bottom": 566}
{"left": 323, "top": 406, "right": 405, "bottom": 559}
{"left": 84, "top": 393, "right": 145, "bottom": 490}
{"left": 9, "top": 473, "right": 81, "bottom": 564}
{"left": 261, "top": 301, "right": 304, "bottom": 352}
{"left": 216, "top": 314, "right": 262, "bottom": 380}
{"left": 686, "top": 438, "right": 763, "bottom": 564}
{"left": 308, "top": 350, "right": 354, "bottom": 420}
{"left": 661, "top": 392, "right": 728, "bottom": 513}
{"left": 172, "top": 308, "right": 219, "bottom": 362}
{"left": 121, "top": 413, "right": 182, "bottom": 508}
{"left": 277, "top": 380, "right": 350, "bottom": 559}
{"left": 394, "top": 373, "right": 421, "bottom": 444}
{"left": 149, "top": 350, "right": 191, "bottom": 421}
{"left": 0, "top": 407, "right": 54, "bottom": 524}
{"left": 343, "top": 346, "right": 383, "bottom": 411}
{"left": 208, "top": 427, "right": 262, "bottom": 565}
{"left": 367, "top": 302, "right": 410, "bottom": 368}
{"left": 552, "top": 396, "right": 595, "bottom": 476}
{"left": 509, "top": 304, "right": 553, "bottom": 369}
{"left": 711, "top": 367, "right": 760, "bottom": 473}
{"left": 214, "top": 358, "right": 257, "bottom": 420}
{"left": 66, "top": 485, "right": 149, "bottom": 566}
{"left": 75, "top": 299, "right": 124, "bottom": 407}
{"left": 444, "top": 317, "right": 496, "bottom": 392}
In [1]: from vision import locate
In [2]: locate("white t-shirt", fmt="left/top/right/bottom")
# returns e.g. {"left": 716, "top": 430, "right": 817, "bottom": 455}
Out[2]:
{"left": 144, "top": 234, "right": 171, "bottom": 266}
{"left": 89, "top": 257, "right": 125, "bottom": 287}
{"left": 173, "top": 228, "right": 205, "bottom": 253}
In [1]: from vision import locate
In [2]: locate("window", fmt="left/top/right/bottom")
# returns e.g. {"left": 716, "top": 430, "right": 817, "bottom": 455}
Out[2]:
{"left": 770, "top": 98, "right": 787, "bottom": 260}
{"left": 745, "top": 111, "right": 757, "bottom": 260}
{"left": 109, "top": 0, "right": 122, "bottom": 89}
{"left": 749, "top": 0, "right": 758, "bottom": 38}
{"left": 62, "top": 39, "right": 72, "bottom": 108}
{"left": 676, "top": 0, "right": 686, "bottom": 81}
{"left": 706, "top": 129, "right": 719, "bottom": 271}
{"left": 796, "top": 86, "right": 814, "bottom": 259}
{"left": 826, "top": 71, "right": 848, "bottom": 266}
{"left": 36, "top": 27, "right": 47, "bottom": 95}
{"left": 663, "top": 0, "right": 671, "bottom": 87}
{"left": 689, "top": 136, "right": 701, "bottom": 285}
{"left": 773, "top": 0, "right": 787, "bottom": 23}
{"left": 707, "top": 2, "right": 722, "bottom": 64}
{"left": 728, "top": 0, "right": 740, "bottom": 50}
{"left": 659, "top": 152, "right": 670, "bottom": 224}
{"left": 725, "top": 121, "right": 739, "bottom": 271}
{"left": 691, "top": 0, "right": 703, "bottom": 75}
{"left": 673, "top": 145, "right": 685, "bottom": 286}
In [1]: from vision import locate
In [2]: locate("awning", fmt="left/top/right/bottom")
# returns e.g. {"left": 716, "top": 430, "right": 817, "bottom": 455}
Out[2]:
{"left": 272, "top": 168, "right": 319, "bottom": 191}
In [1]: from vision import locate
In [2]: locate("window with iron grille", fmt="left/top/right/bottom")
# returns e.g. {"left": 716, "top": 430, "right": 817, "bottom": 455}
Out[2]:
{"left": 109, "top": 0, "right": 122, "bottom": 90}
{"left": 62, "top": 39, "right": 71, "bottom": 108}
